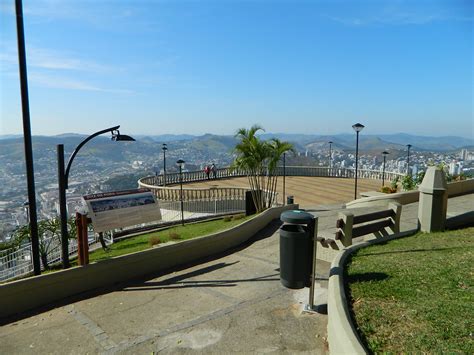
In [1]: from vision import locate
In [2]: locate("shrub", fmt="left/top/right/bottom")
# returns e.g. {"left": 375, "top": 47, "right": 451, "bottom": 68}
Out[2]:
{"left": 149, "top": 236, "right": 162, "bottom": 246}
{"left": 380, "top": 186, "right": 397, "bottom": 194}
{"left": 232, "top": 213, "right": 245, "bottom": 220}
{"left": 401, "top": 175, "right": 416, "bottom": 191}
{"left": 223, "top": 216, "right": 232, "bottom": 222}
{"left": 169, "top": 232, "right": 181, "bottom": 240}
{"left": 414, "top": 171, "right": 425, "bottom": 185}
{"left": 390, "top": 176, "right": 399, "bottom": 191}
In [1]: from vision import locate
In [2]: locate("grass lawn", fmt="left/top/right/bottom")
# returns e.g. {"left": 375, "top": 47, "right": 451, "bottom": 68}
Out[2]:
{"left": 346, "top": 227, "right": 474, "bottom": 353}
{"left": 88, "top": 214, "right": 251, "bottom": 263}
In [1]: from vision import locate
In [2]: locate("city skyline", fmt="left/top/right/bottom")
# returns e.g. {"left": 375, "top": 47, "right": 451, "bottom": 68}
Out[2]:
{"left": 1, "top": 0, "right": 473, "bottom": 138}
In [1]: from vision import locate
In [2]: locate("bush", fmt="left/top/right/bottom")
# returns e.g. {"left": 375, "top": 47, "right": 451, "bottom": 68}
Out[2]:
{"left": 232, "top": 213, "right": 245, "bottom": 221}
{"left": 223, "top": 216, "right": 232, "bottom": 222}
{"left": 380, "top": 186, "right": 397, "bottom": 194}
{"left": 390, "top": 176, "right": 399, "bottom": 191}
{"left": 148, "top": 236, "right": 162, "bottom": 246}
{"left": 401, "top": 175, "right": 416, "bottom": 191}
{"left": 169, "top": 232, "right": 181, "bottom": 240}
{"left": 414, "top": 171, "right": 425, "bottom": 185}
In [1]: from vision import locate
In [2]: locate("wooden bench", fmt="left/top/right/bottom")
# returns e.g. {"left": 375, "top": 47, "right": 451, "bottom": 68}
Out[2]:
{"left": 316, "top": 202, "right": 402, "bottom": 262}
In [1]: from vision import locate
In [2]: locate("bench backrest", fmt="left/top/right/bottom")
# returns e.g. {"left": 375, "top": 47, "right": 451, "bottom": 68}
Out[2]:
{"left": 335, "top": 202, "right": 402, "bottom": 247}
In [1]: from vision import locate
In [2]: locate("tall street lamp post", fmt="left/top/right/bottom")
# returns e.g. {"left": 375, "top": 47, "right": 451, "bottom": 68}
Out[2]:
{"left": 382, "top": 151, "right": 389, "bottom": 187}
{"left": 15, "top": 0, "right": 41, "bottom": 275}
{"left": 162, "top": 143, "right": 168, "bottom": 186}
{"left": 352, "top": 123, "right": 365, "bottom": 200}
{"left": 283, "top": 152, "right": 286, "bottom": 205}
{"left": 176, "top": 159, "right": 185, "bottom": 225}
{"left": 328, "top": 141, "right": 333, "bottom": 174}
{"left": 58, "top": 126, "right": 135, "bottom": 268}
{"left": 406, "top": 144, "right": 412, "bottom": 176}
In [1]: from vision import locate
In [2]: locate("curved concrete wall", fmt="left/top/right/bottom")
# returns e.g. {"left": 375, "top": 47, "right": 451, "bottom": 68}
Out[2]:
{"left": 0, "top": 205, "right": 296, "bottom": 319}
{"left": 327, "top": 230, "right": 416, "bottom": 354}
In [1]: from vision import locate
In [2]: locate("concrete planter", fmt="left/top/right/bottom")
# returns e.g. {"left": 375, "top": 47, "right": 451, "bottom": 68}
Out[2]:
{"left": 347, "top": 179, "right": 474, "bottom": 209}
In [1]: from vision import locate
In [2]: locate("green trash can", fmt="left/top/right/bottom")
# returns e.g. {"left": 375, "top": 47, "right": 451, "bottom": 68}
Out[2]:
{"left": 279, "top": 210, "right": 315, "bottom": 289}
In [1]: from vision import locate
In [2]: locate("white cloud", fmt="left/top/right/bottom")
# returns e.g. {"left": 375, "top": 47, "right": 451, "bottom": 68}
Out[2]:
{"left": 29, "top": 72, "right": 133, "bottom": 94}
{"left": 325, "top": 10, "right": 473, "bottom": 27}
{"left": 0, "top": 41, "right": 117, "bottom": 72}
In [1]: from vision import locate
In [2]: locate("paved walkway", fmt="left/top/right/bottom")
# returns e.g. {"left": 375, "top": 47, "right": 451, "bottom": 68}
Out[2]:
{"left": 1, "top": 194, "right": 472, "bottom": 354}
{"left": 184, "top": 176, "right": 382, "bottom": 207}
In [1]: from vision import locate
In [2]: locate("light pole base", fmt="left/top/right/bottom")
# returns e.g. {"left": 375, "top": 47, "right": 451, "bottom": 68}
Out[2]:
{"left": 303, "top": 303, "right": 327, "bottom": 314}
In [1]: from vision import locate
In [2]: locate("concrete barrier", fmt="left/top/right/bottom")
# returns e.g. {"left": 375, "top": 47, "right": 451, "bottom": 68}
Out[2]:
{"left": 346, "top": 179, "right": 474, "bottom": 209}
{"left": 0, "top": 205, "right": 296, "bottom": 319}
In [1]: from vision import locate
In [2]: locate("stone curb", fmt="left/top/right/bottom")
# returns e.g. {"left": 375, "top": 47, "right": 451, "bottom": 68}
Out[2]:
{"left": 327, "top": 228, "right": 418, "bottom": 355}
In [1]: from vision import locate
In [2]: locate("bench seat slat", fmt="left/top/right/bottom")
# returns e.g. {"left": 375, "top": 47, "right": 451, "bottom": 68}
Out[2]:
{"left": 353, "top": 209, "right": 394, "bottom": 225}
{"left": 352, "top": 219, "right": 393, "bottom": 238}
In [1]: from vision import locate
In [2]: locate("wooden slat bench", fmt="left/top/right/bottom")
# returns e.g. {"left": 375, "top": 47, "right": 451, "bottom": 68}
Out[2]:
{"left": 316, "top": 202, "right": 402, "bottom": 262}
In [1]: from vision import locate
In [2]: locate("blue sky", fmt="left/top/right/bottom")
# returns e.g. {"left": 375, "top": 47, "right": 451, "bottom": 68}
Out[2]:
{"left": 1, "top": 0, "right": 472, "bottom": 138}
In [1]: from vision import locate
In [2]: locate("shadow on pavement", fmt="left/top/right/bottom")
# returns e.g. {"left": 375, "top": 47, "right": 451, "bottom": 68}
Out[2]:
{"left": 0, "top": 219, "right": 283, "bottom": 326}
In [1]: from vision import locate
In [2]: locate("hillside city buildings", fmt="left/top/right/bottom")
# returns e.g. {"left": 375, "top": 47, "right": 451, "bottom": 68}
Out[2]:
{"left": 0, "top": 145, "right": 473, "bottom": 242}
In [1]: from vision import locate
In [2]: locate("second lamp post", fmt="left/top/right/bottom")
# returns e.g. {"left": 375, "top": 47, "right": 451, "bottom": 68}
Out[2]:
{"left": 176, "top": 159, "right": 185, "bottom": 226}
{"left": 382, "top": 151, "right": 389, "bottom": 186}
{"left": 352, "top": 123, "right": 364, "bottom": 200}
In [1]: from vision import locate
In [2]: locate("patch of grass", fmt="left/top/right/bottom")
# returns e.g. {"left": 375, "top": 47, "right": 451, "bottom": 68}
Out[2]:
{"left": 168, "top": 232, "right": 181, "bottom": 240}
{"left": 232, "top": 213, "right": 245, "bottom": 220}
{"left": 346, "top": 227, "right": 474, "bottom": 353}
{"left": 149, "top": 236, "right": 162, "bottom": 246}
{"left": 88, "top": 215, "right": 252, "bottom": 263}
{"left": 223, "top": 216, "right": 232, "bottom": 222}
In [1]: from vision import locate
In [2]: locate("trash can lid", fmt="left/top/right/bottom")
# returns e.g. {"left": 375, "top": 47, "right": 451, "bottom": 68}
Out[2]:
{"left": 280, "top": 210, "right": 314, "bottom": 224}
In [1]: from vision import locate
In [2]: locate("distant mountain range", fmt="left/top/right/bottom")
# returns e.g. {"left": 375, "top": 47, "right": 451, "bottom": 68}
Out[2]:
{"left": 0, "top": 133, "right": 472, "bottom": 162}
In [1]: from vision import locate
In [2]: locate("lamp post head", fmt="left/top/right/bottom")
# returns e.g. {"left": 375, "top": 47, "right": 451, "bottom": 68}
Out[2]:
{"left": 162, "top": 143, "right": 168, "bottom": 151}
{"left": 382, "top": 151, "right": 389, "bottom": 156}
{"left": 406, "top": 144, "right": 412, "bottom": 150}
{"left": 176, "top": 159, "right": 185, "bottom": 166}
{"left": 328, "top": 141, "right": 333, "bottom": 145}
{"left": 111, "top": 130, "right": 135, "bottom": 141}
{"left": 352, "top": 123, "right": 365, "bottom": 133}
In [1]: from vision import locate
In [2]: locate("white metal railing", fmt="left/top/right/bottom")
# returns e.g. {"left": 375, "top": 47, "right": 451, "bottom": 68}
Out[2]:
{"left": 139, "top": 166, "right": 404, "bottom": 190}
{"left": 0, "top": 232, "right": 99, "bottom": 282}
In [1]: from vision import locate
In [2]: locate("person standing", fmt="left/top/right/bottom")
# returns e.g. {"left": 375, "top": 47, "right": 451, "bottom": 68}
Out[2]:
{"left": 211, "top": 163, "right": 217, "bottom": 179}
{"left": 204, "top": 165, "right": 210, "bottom": 179}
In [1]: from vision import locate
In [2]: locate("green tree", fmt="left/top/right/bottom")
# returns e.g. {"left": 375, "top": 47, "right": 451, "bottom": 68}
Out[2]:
{"left": 265, "top": 138, "right": 295, "bottom": 207}
{"left": 232, "top": 125, "right": 293, "bottom": 212}
{"left": 11, "top": 217, "right": 78, "bottom": 270}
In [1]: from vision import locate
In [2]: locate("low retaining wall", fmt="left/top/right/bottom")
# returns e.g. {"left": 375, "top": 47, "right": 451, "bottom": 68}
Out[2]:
{"left": 327, "top": 229, "right": 417, "bottom": 354}
{"left": 346, "top": 179, "right": 474, "bottom": 209}
{"left": 0, "top": 205, "right": 296, "bottom": 319}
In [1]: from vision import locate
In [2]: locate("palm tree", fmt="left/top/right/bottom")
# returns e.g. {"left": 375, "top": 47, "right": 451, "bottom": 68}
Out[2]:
{"left": 232, "top": 125, "right": 294, "bottom": 212}
{"left": 265, "top": 138, "right": 295, "bottom": 207}
{"left": 12, "top": 216, "right": 77, "bottom": 269}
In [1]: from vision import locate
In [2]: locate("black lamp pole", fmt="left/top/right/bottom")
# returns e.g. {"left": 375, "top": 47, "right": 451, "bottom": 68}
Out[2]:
{"left": 15, "top": 0, "right": 41, "bottom": 275}
{"left": 382, "top": 151, "right": 389, "bottom": 186}
{"left": 406, "top": 144, "right": 412, "bottom": 176}
{"left": 177, "top": 159, "right": 185, "bottom": 225}
{"left": 58, "top": 126, "right": 135, "bottom": 268}
{"left": 162, "top": 143, "right": 168, "bottom": 186}
{"left": 352, "top": 123, "right": 365, "bottom": 200}
{"left": 283, "top": 152, "right": 286, "bottom": 205}
{"left": 328, "top": 141, "right": 333, "bottom": 174}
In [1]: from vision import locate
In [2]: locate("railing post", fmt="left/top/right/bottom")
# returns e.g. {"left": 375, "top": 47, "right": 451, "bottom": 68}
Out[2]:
{"left": 337, "top": 211, "right": 354, "bottom": 247}
{"left": 389, "top": 202, "right": 402, "bottom": 234}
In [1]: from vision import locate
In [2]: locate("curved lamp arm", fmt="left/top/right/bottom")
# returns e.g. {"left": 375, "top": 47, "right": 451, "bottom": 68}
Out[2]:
{"left": 64, "top": 125, "right": 120, "bottom": 189}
